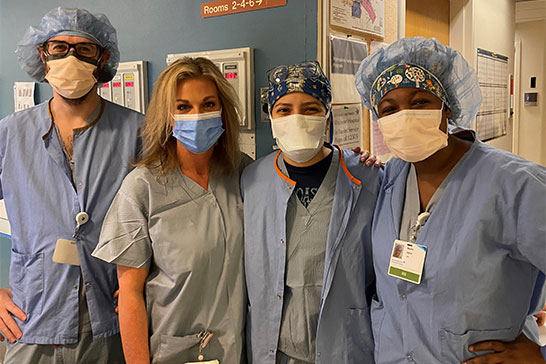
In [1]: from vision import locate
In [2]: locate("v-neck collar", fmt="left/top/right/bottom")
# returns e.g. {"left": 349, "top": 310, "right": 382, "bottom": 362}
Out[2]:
{"left": 175, "top": 166, "right": 212, "bottom": 200}
{"left": 398, "top": 139, "right": 478, "bottom": 242}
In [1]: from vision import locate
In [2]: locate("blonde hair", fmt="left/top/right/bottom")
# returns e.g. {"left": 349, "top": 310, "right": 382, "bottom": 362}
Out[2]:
{"left": 137, "top": 57, "right": 241, "bottom": 177}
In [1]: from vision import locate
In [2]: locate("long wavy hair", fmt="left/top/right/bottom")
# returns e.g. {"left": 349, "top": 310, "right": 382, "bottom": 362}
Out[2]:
{"left": 136, "top": 57, "right": 241, "bottom": 177}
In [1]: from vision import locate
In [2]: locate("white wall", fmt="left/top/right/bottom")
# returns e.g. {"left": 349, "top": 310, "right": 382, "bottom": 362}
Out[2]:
{"left": 450, "top": 0, "right": 515, "bottom": 152}
{"left": 515, "top": 19, "right": 545, "bottom": 165}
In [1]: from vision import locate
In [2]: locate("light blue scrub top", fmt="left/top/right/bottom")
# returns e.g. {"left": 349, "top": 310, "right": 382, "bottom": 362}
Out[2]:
{"left": 242, "top": 146, "right": 381, "bottom": 364}
{"left": 0, "top": 99, "right": 143, "bottom": 344}
{"left": 371, "top": 132, "right": 546, "bottom": 363}
{"left": 93, "top": 159, "right": 248, "bottom": 364}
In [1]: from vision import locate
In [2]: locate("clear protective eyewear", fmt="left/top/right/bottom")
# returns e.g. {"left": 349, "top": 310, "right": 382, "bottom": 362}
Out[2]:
{"left": 267, "top": 61, "right": 326, "bottom": 85}
{"left": 42, "top": 40, "right": 102, "bottom": 63}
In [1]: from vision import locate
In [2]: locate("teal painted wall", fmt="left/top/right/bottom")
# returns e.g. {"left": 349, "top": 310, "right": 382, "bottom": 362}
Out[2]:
{"left": 0, "top": 0, "right": 317, "bottom": 289}
{"left": 0, "top": 0, "right": 317, "bottom": 157}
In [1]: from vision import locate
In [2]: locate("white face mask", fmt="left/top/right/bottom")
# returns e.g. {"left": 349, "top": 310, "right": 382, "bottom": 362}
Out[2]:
{"left": 45, "top": 56, "right": 98, "bottom": 99}
{"left": 271, "top": 113, "right": 328, "bottom": 163}
{"left": 378, "top": 107, "right": 448, "bottom": 162}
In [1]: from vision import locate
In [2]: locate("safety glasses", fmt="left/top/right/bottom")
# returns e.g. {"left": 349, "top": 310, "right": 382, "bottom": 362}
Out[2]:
{"left": 42, "top": 40, "right": 103, "bottom": 64}
{"left": 267, "top": 61, "right": 326, "bottom": 85}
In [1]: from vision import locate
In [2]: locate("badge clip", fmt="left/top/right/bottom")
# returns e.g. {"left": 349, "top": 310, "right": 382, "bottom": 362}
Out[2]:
{"left": 73, "top": 211, "right": 89, "bottom": 239}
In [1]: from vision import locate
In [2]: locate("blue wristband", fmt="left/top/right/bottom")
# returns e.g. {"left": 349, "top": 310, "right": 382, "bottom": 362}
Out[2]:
{"left": 541, "top": 345, "right": 546, "bottom": 361}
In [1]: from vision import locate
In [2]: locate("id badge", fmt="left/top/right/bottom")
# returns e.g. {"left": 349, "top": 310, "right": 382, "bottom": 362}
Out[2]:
{"left": 184, "top": 361, "right": 219, "bottom": 364}
{"left": 387, "top": 239, "right": 427, "bottom": 284}
{"left": 52, "top": 239, "right": 80, "bottom": 266}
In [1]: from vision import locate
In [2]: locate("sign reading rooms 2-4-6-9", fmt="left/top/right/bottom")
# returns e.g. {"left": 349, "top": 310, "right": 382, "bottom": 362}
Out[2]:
{"left": 201, "top": 0, "right": 287, "bottom": 18}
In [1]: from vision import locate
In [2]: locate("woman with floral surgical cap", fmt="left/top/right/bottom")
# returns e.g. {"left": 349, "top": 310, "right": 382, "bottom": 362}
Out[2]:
{"left": 242, "top": 61, "right": 381, "bottom": 364}
{"left": 355, "top": 37, "right": 546, "bottom": 364}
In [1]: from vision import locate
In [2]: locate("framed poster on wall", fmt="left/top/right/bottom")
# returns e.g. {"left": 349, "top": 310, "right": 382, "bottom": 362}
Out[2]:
{"left": 330, "top": 0, "right": 384, "bottom": 37}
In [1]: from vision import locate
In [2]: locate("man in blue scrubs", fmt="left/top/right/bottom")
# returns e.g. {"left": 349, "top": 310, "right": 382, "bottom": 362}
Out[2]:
{"left": 0, "top": 7, "right": 143, "bottom": 363}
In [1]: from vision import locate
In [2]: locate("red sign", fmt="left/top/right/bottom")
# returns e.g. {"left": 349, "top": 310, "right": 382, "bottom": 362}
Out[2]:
{"left": 112, "top": 82, "right": 122, "bottom": 88}
{"left": 125, "top": 82, "right": 134, "bottom": 87}
{"left": 201, "top": 0, "right": 287, "bottom": 18}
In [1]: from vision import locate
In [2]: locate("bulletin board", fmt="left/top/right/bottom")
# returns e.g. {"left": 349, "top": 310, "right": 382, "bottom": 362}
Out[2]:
{"left": 318, "top": 0, "right": 398, "bottom": 153}
{"left": 328, "top": 33, "right": 369, "bottom": 150}
{"left": 320, "top": 0, "right": 390, "bottom": 152}
{"left": 475, "top": 48, "right": 509, "bottom": 141}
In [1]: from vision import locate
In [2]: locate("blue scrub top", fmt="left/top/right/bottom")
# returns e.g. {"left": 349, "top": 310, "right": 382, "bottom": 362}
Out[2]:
{"left": 242, "top": 146, "right": 381, "bottom": 364}
{"left": 0, "top": 99, "right": 143, "bottom": 344}
{"left": 371, "top": 132, "right": 546, "bottom": 363}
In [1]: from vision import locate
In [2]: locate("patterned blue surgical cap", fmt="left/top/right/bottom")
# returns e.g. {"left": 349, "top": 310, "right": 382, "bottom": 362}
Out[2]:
{"left": 355, "top": 37, "right": 482, "bottom": 128}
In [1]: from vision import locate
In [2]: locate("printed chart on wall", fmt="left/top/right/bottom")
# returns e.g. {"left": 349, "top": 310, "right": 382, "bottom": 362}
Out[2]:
{"left": 330, "top": 0, "right": 384, "bottom": 37}
{"left": 476, "top": 48, "right": 509, "bottom": 141}
{"left": 332, "top": 104, "right": 362, "bottom": 149}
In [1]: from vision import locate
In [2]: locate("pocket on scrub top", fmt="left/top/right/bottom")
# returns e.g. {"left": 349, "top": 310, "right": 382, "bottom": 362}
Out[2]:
{"left": 439, "top": 327, "right": 514, "bottom": 362}
{"left": 153, "top": 333, "right": 203, "bottom": 364}
{"left": 345, "top": 307, "right": 374, "bottom": 363}
{"left": 9, "top": 250, "right": 44, "bottom": 314}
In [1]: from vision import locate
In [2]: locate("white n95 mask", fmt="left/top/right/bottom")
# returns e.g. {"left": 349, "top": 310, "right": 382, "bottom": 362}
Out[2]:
{"left": 45, "top": 56, "right": 98, "bottom": 99}
{"left": 378, "top": 108, "right": 448, "bottom": 162}
{"left": 271, "top": 114, "right": 328, "bottom": 163}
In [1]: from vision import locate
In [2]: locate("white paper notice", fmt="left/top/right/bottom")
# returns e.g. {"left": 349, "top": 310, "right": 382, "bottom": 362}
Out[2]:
{"left": 0, "top": 200, "right": 11, "bottom": 237}
{"left": 332, "top": 104, "right": 362, "bottom": 150}
{"left": 14, "top": 82, "right": 35, "bottom": 112}
{"left": 330, "top": 35, "right": 368, "bottom": 104}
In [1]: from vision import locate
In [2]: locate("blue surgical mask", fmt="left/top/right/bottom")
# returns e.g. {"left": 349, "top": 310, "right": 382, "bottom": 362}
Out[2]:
{"left": 172, "top": 111, "right": 225, "bottom": 154}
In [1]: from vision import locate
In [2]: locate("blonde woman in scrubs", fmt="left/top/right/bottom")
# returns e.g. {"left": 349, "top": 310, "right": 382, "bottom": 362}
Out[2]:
{"left": 93, "top": 57, "right": 249, "bottom": 364}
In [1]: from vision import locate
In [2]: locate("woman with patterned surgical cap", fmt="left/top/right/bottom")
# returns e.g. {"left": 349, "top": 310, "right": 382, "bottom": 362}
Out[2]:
{"left": 355, "top": 37, "right": 546, "bottom": 364}
{"left": 242, "top": 61, "right": 381, "bottom": 364}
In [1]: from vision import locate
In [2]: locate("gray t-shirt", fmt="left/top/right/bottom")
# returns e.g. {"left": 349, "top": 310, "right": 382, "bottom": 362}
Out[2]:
{"left": 93, "top": 159, "right": 248, "bottom": 363}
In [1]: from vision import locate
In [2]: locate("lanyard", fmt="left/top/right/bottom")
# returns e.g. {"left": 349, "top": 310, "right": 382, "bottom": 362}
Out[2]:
{"left": 409, "top": 211, "right": 430, "bottom": 243}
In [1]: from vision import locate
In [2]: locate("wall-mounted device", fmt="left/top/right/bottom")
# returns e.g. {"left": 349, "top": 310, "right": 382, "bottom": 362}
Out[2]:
{"left": 99, "top": 60, "right": 149, "bottom": 114}
{"left": 524, "top": 92, "right": 538, "bottom": 106}
{"left": 166, "top": 47, "right": 255, "bottom": 130}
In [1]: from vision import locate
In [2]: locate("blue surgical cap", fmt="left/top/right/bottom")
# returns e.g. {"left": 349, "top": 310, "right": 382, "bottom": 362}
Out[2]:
{"left": 355, "top": 37, "right": 482, "bottom": 128}
{"left": 15, "top": 7, "right": 120, "bottom": 83}
{"left": 267, "top": 61, "right": 332, "bottom": 112}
